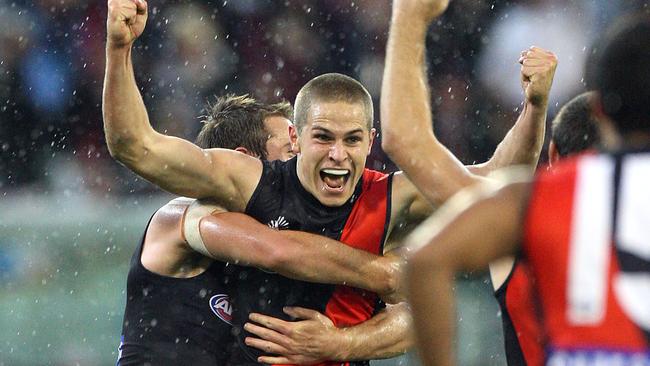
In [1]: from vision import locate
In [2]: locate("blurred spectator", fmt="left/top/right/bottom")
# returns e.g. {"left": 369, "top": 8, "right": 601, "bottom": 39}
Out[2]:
{"left": 2, "top": 0, "right": 649, "bottom": 196}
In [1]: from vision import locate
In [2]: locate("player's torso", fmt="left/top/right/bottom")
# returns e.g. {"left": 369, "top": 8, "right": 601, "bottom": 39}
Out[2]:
{"left": 233, "top": 157, "right": 392, "bottom": 364}
{"left": 117, "top": 219, "right": 235, "bottom": 366}
{"left": 524, "top": 152, "right": 650, "bottom": 365}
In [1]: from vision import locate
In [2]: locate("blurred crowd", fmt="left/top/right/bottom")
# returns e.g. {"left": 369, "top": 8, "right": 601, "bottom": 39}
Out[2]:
{"left": 1, "top": 0, "right": 647, "bottom": 196}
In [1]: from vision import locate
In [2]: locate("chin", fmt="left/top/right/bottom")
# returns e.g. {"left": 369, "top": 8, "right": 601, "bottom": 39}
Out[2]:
{"left": 316, "top": 192, "right": 351, "bottom": 207}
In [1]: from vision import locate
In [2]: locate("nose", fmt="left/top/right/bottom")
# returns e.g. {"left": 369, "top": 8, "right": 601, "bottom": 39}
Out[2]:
{"left": 328, "top": 141, "right": 348, "bottom": 163}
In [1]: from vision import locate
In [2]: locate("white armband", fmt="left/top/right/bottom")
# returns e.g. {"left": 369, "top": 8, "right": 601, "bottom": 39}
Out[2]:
{"left": 182, "top": 199, "right": 221, "bottom": 257}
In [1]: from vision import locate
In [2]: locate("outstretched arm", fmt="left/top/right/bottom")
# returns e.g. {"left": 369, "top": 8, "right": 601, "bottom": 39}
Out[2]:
{"left": 381, "top": 1, "right": 556, "bottom": 207}
{"left": 244, "top": 303, "right": 413, "bottom": 364}
{"left": 197, "top": 212, "right": 402, "bottom": 298}
{"left": 381, "top": 0, "right": 480, "bottom": 206}
{"left": 468, "top": 47, "right": 557, "bottom": 176}
{"left": 405, "top": 182, "right": 529, "bottom": 366}
{"left": 103, "top": 0, "right": 257, "bottom": 205}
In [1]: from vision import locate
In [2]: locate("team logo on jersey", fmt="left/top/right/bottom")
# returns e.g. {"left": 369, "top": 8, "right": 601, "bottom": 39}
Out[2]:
{"left": 209, "top": 294, "right": 232, "bottom": 325}
{"left": 268, "top": 215, "right": 289, "bottom": 230}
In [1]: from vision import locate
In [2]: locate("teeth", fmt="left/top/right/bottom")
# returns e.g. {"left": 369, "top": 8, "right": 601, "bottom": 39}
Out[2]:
{"left": 322, "top": 169, "right": 349, "bottom": 176}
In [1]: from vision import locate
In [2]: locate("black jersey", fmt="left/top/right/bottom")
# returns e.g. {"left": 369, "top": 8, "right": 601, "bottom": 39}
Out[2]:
{"left": 229, "top": 157, "right": 391, "bottom": 366}
{"left": 117, "top": 216, "right": 235, "bottom": 366}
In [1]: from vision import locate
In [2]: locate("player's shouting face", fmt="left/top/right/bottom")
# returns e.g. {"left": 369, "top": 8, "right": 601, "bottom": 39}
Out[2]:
{"left": 291, "top": 100, "right": 375, "bottom": 207}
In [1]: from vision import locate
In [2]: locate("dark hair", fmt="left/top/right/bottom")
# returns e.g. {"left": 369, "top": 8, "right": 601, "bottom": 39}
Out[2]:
{"left": 195, "top": 94, "right": 292, "bottom": 160}
{"left": 551, "top": 92, "right": 601, "bottom": 157}
{"left": 592, "top": 15, "right": 650, "bottom": 134}
{"left": 293, "top": 73, "right": 373, "bottom": 133}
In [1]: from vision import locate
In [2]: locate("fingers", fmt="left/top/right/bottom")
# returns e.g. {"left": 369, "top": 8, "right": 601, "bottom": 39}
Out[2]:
{"left": 518, "top": 46, "right": 557, "bottom": 64}
{"left": 244, "top": 334, "right": 290, "bottom": 355}
{"left": 134, "top": 0, "right": 147, "bottom": 14}
{"left": 283, "top": 306, "right": 321, "bottom": 320}
{"left": 248, "top": 312, "right": 291, "bottom": 334}
{"left": 244, "top": 321, "right": 291, "bottom": 346}
{"left": 258, "top": 356, "right": 292, "bottom": 364}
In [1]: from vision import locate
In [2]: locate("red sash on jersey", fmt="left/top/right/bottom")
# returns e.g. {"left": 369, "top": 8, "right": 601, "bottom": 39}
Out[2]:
{"left": 299, "top": 169, "right": 390, "bottom": 366}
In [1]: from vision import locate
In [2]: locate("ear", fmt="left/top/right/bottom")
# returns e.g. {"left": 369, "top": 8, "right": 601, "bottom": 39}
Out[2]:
{"left": 234, "top": 146, "right": 257, "bottom": 158}
{"left": 367, "top": 128, "right": 376, "bottom": 156}
{"left": 591, "top": 92, "right": 622, "bottom": 150}
{"left": 289, "top": 124, "right": 300, "bottom": 154}
{"left": 548, "top": 140, "right": 560, "bottom": 167}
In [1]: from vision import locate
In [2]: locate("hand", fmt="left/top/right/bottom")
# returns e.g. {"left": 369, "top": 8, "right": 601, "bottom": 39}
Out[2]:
{"left": 244, "top": 307, "right": 343, "bottom": 365}
{"left": 392, "top": 0, "right": 450, "bottom": 23}
{"left": 106, "top": 0, "right": 148, "bottom": 49}
{"left": 519, "top": 46, "right": 558, "bottom": 107}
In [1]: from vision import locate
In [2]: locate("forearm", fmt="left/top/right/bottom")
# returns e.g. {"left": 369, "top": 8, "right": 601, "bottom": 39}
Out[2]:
{"left": 333, "top": 303, "right": 414, "bottom": 361}
{"left": 380, "top": 12, "right": 434, "bottom": 165}
{"left": 381, "top": 12, "right": 477, "bottom": 205}
{"left": 406, "top": 260, "right": 455, "bottom": 366}
{"left": 470, "top": 101, "right": 547, "bottom": 176}
{"left": 280, "top": 231, "right": 398, "bottom": 295}
{"left": 199, "top": 213, "right": 397, "bottom": 295}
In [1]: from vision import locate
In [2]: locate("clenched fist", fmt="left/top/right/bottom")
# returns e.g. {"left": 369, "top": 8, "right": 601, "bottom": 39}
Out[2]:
{"left": 106, "top": 0, "right": 148, "bottom": 49}
{"left": 519, "top": 46, "right": 558, "bottom": 107}
{"left": 393, "top": 0, "right": 450, "bottom": 23}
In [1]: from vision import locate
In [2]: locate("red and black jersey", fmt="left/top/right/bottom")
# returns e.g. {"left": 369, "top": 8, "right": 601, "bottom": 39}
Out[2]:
{"left": 494, "top": 260, "right": 545, "bottom": 366}
{"left": 523, "top": 151, "right": 650, "bottom": 364}
{"left": 229, "top": 157, "right": 392, "bottom": 366}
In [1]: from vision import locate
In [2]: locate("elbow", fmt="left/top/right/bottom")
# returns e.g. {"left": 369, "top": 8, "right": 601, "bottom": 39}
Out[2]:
{"left": 381, "top": 130, "right": 402, "bottom": 157}
{"left": 105, "top": 132, "right": 150, "bottom": 167}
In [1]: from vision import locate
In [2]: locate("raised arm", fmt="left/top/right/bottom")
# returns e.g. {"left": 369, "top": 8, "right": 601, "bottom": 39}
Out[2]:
{"left": 102, "top": 0, "right": 257, "bottom": 204}
{"left": 197, "top": 212, "right": 401, "bottom": 298}
{"left": 244, "top": 302, "right": 413, "bottom": 364}
{"left": 468, "top": 47, "right": 557, "bottom": 176}
{"left": 381, "top": 1, "right": 556, "bottom": 207}
{"left": 381, "top": 0, "right": 480, "bottom": 205}
{"left": 405, "top": 182, "right": 529, "bottom": 366}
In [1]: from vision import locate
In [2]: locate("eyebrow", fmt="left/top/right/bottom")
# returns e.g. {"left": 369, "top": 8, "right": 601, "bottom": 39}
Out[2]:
{"left": 312, "top": 126, "right": 365, "bottom": 135}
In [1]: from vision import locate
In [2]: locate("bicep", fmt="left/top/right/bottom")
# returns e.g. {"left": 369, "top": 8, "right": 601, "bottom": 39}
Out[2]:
{"left": 140, "top": 136, "right": 261, "bottom": 208}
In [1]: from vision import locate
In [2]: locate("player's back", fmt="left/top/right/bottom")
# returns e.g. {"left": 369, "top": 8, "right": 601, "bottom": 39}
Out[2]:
{"left": 117, "top": 201, "right": 235, "bottom": 366}
{"left": 523, "top": 150, "right": 650, "bottom": 365}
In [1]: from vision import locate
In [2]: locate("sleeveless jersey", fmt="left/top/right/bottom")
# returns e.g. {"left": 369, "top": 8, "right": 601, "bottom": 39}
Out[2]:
{"left": 494, "top": 260, "right": 545, "bottom": 366}
{"left": 117, "top": 216, "right": 236, "bottom": 366}
{"left": 523, "top": 151, "right": 650, "bottom": 365}
{"left": 230, "top": 157, "right": 392, "bottom": 366}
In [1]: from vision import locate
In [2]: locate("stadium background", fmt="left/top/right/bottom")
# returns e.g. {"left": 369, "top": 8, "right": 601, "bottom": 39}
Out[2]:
{"left": 1, "top": 0, "right": 647, "bottom": 364}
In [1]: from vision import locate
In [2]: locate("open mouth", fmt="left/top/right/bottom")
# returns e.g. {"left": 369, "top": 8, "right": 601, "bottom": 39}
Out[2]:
{"left": 320, "top": 168, "right": 350, "bottom": 192}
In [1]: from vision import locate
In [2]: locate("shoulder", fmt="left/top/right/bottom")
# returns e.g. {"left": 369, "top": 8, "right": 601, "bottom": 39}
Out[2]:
{"left": 148, "top": 198, "right": 192, "bottom": 237}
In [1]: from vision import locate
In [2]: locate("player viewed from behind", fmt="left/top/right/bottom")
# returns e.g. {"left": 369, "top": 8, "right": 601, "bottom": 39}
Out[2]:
{"left": 405, "top": 14, "right": 650, "bottom": 366}
{"left": 489, "top": 91, "right": 602, "bottom": 365}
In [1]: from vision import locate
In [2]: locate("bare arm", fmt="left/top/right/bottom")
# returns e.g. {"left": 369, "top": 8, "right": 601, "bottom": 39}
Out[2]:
{"left": 103, "top": 0, "right": 256, "bottom": 204}
{"left": 198, "top": 212, "right": 401, "bottom": 298}
{"left": 381, "top": 1, "right": 556, "bottom": 206}
{"left": 405, "top": 182, "right": 529, "bottom": 366}
{"left": 468, "top": 47, "right": 557, "bottom": 177}
{"left": 381, "top": 0, "right": 481, "bottom": 206}
{"left": 244, "top": 303, "right": 413, "bottom": 364}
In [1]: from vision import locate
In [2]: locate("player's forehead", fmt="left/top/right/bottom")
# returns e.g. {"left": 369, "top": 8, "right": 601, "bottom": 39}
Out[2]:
{"left": 305, "top": 101, "right": 369, "bottom": 135}
{"left": 264, "top": 115, "right": 292, "bottom": 138}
